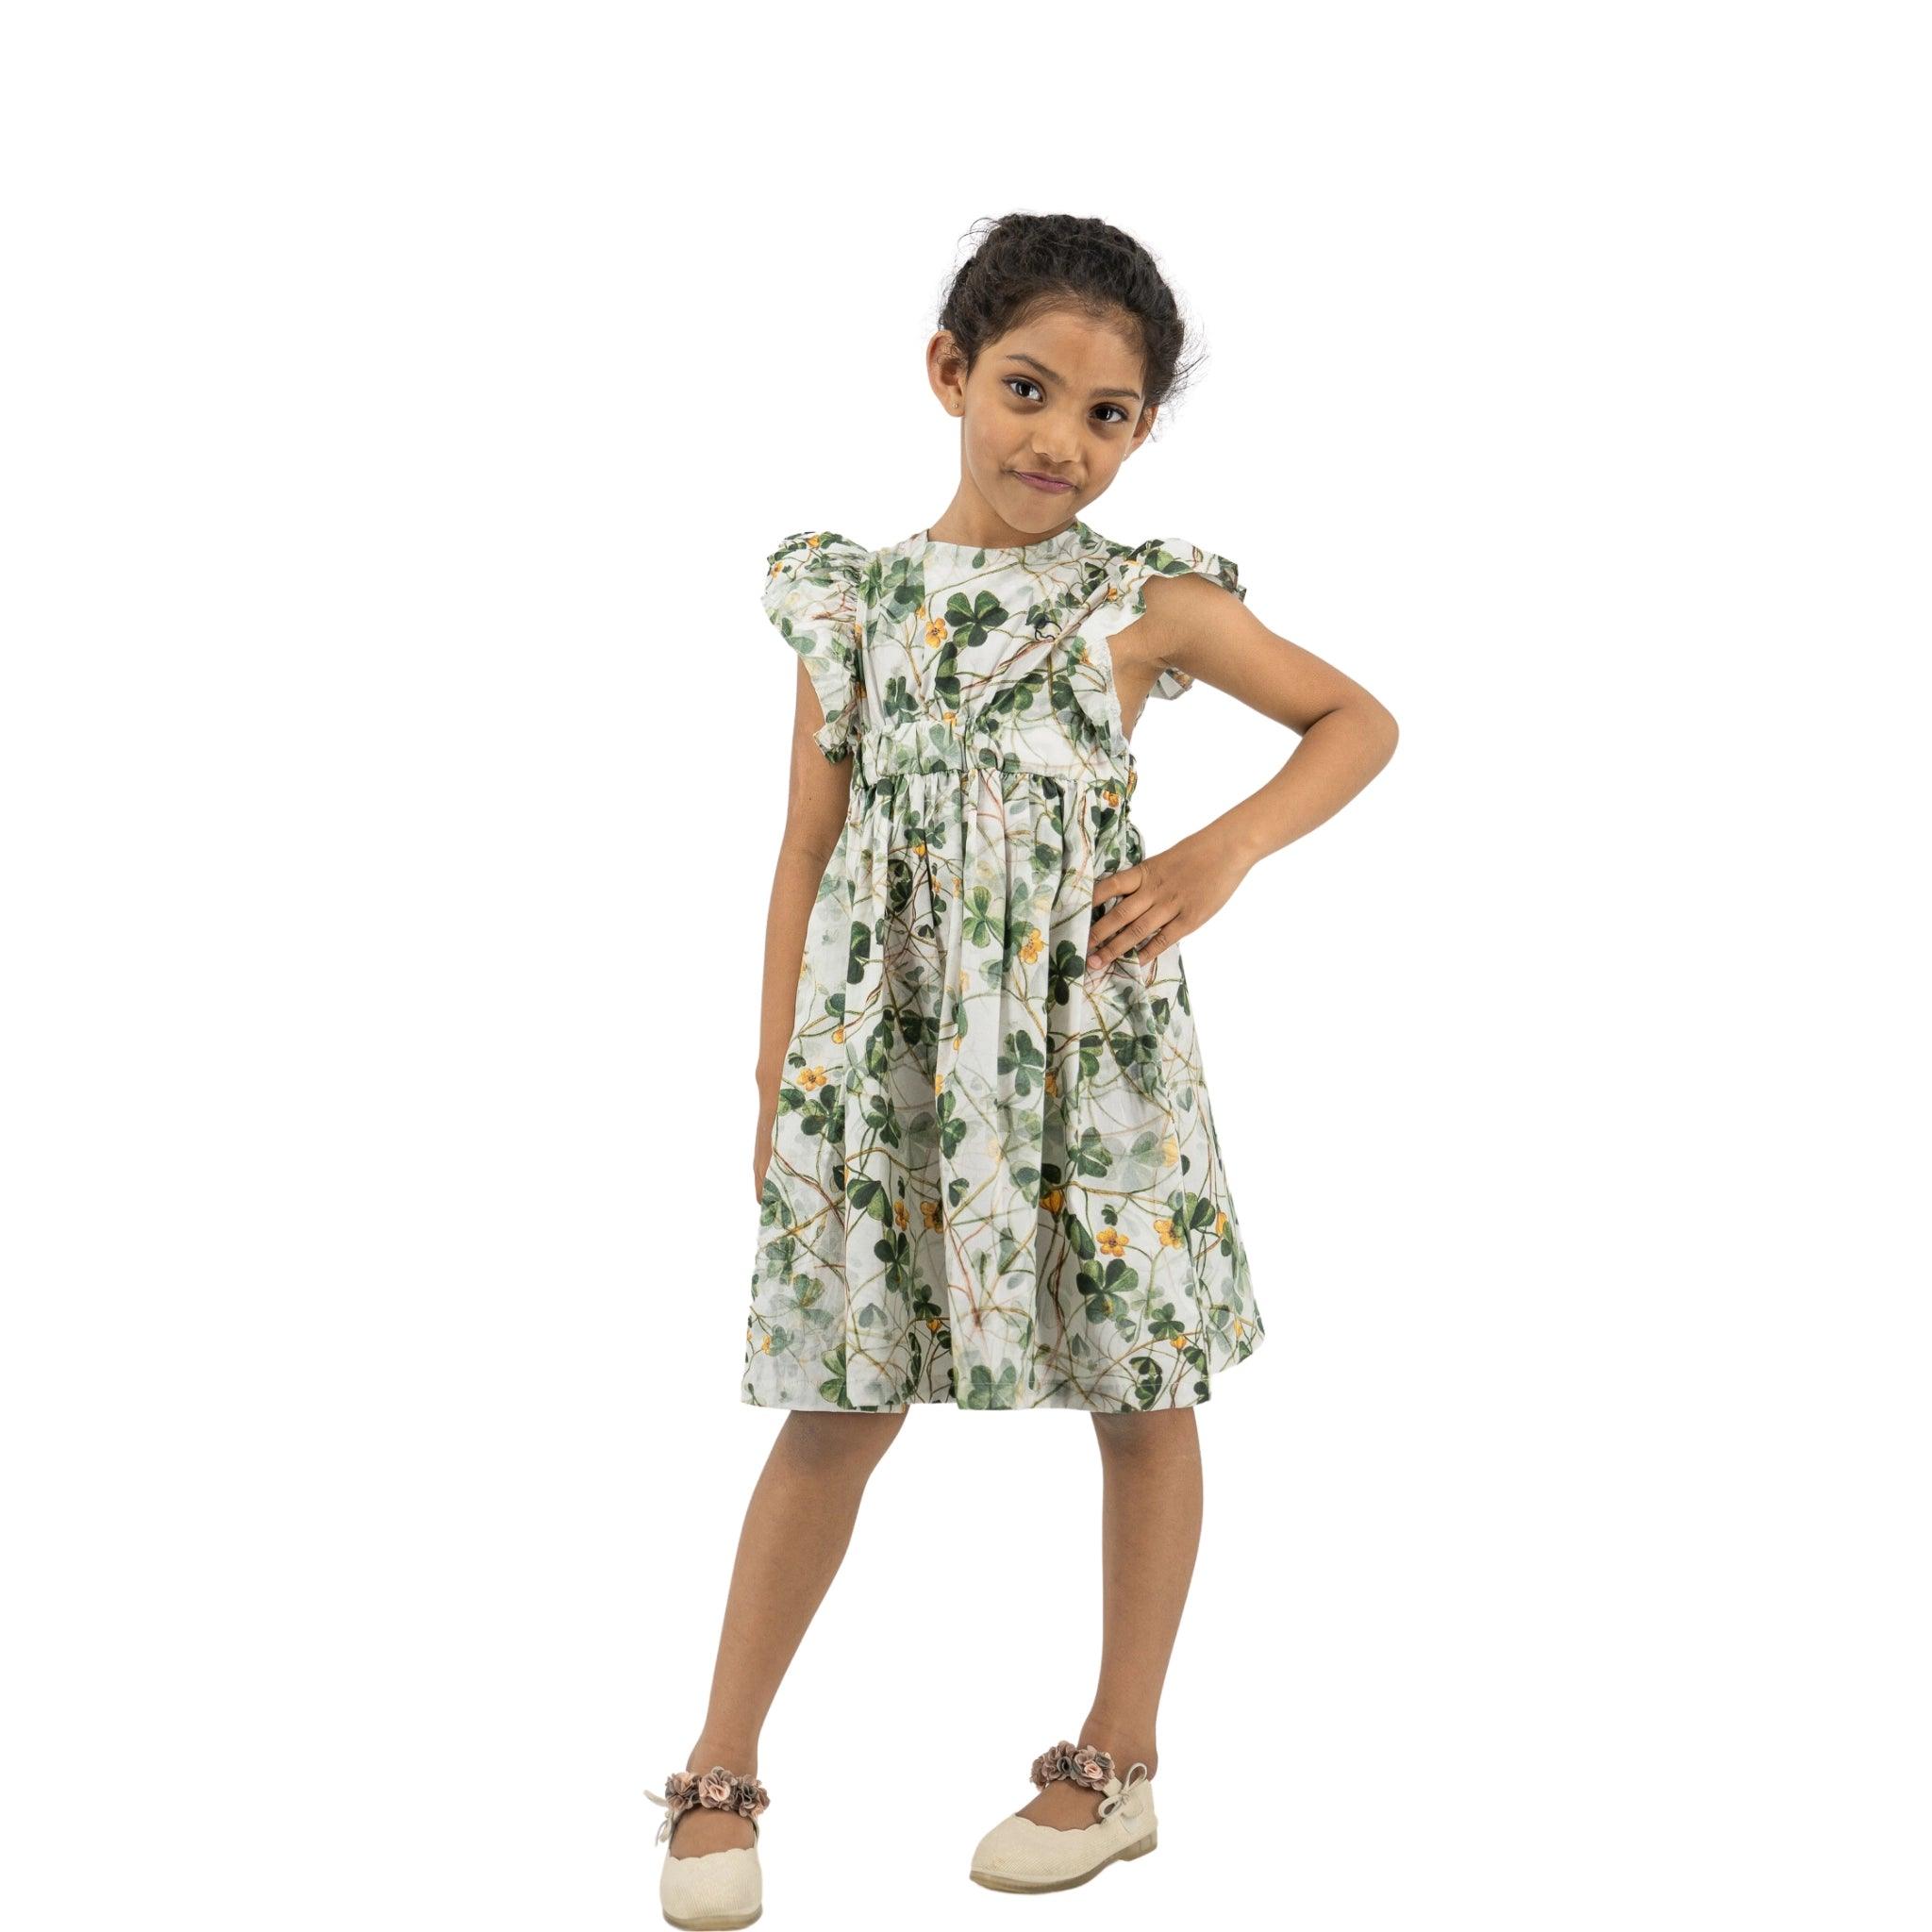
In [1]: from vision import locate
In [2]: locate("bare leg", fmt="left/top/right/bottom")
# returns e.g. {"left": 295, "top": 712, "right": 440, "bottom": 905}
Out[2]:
{"left": 1018, "top": 1407, "right": 1202, "bottom": 1828}
{"left": 666, "top": 1407, "right": 909, "bottom": 1855}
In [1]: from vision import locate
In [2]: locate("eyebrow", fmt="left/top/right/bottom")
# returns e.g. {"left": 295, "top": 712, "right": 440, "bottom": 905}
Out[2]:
{"left": 1002, "top": 352, "right": 1142, "bottom": 403}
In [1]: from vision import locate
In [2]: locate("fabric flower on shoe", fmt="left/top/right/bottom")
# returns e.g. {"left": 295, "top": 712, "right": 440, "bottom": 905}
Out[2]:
{"left": 1029, "top": 1740, "right": 1078, "bottom": 1789}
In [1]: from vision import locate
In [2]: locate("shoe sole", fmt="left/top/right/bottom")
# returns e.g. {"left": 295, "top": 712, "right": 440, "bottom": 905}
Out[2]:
{"left": 661, "top": 1908, "right": 760, "bottom": 1930}
{"left": 969, "top": 1827, "right": 1158, "bottom": 1893}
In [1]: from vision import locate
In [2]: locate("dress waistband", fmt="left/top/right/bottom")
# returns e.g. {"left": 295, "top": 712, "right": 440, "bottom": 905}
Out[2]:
{"left": 853, "top": 723, "right": 1129, "bottom": 790}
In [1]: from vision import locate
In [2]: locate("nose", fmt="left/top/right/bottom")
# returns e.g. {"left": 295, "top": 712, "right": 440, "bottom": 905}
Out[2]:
{"left": 1028, "top": 408, "right": 1085, "bottom": 468}
{"left": 1027, "top": 435, "right": 1079, "bottom": 470}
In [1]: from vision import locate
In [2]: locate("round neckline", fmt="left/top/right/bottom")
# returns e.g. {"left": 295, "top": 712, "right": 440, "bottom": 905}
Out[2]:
{"left": 910, "top": 518, "right": 1091, "bottom": 563}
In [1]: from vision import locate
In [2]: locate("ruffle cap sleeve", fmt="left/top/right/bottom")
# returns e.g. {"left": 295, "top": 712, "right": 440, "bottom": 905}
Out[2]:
{"left": 1120, "top": 537, "right": 1247, "bottom": 698}
{"left": 762, "top": 529, "right": 871, "bottom": 762}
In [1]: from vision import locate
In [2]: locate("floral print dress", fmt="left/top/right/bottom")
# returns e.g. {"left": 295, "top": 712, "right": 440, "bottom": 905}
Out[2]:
{"left": 744, "top": 518, "right": 1266, "bottom": 1412}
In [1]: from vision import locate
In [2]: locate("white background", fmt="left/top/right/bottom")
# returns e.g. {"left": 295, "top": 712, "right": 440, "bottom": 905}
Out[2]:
{"left": 4, "top": 4, "right": 1926, "bottom": 1927}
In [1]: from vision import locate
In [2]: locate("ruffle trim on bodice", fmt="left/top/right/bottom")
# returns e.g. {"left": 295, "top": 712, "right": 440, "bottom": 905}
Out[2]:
{"left": 761, "top": 525, "right": 1245, "bottom": 774}
{"left": 1059, "top": 537, "right": 1247, "bottom": 757}
{"left": 762, "top": 530, "right": 872, "bottom": 763}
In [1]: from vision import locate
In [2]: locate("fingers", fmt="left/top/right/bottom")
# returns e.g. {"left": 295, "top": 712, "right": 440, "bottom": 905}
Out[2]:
{"left": 1086, "top": 897, "right": 1182, "bottom": 971}
{"left": 1130, "top": 922, "right": 1181, "bottom": 971}
{"left": 1087, "top": 863, "right": 1141, "bottom": 966}
{"left": 1090, "top": 913, "right": 1177, "bottom": 973}
{"left": 1089, "top": 866, "right": 1163, "bottom": 969}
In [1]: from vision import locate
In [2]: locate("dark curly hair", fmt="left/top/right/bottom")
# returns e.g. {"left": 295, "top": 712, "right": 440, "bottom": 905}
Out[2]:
{"left": 935, "top": 213, "right": 1203, "bottom": 432}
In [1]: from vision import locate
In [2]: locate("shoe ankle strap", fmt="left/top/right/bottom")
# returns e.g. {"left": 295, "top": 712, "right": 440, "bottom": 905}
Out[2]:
{"left": 1030, "top": 1739, "right": 1118, "bottom": 1793}
{"left": 645, "top": 1765, "right": 771, "bottom": 1844}
{"left": 1029, "top": 1739, "right": 1151, "bottom": 1817}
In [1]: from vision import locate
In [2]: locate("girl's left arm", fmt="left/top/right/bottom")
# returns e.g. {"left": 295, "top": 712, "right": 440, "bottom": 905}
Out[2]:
{"left": 1085, "top": 573, "right": 1400, "bottom": 973}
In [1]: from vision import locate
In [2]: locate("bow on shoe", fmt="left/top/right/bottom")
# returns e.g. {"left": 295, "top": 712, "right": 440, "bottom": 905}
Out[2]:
{"left": 1096, "top": 1760, "right": 1150, "bottom": 1820}
{"left": 643, "top": 1788, "right": 680, "bottom": 1846}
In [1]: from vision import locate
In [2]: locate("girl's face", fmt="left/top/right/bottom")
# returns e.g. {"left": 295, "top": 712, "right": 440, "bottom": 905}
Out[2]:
{"left": 926, "top": 308, "right": 1157, "bottom": 540}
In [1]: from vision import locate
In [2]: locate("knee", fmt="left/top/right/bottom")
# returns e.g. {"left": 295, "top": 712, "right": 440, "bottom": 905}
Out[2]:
{"left": 1091, "top": 1407, "right": 1197, "bottom": 1463}
{"left": 777, "top": 1407, "right": 909, "bottom": 1475}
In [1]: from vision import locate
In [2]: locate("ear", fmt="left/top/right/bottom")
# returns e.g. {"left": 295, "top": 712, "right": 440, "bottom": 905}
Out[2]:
{"left": 926, "top": 329, "right": 969, "bottom": 412}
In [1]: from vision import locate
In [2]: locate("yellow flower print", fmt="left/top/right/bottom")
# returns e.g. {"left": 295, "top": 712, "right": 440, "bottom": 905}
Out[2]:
{"left": 1160, "top": 1135, "right": 1180, "bottom": 1167}
{"left": 805, "top": 532, "right": 823, "bottom": 549}
{"left": 934, "top": 1068, "right": 945, "bottom": 1093}
{"left": 1215, "top": 1209, "right": 1229, "bottom": 1237}
{"left": 926, "top": 1317, "right": 941, "bottom": 1331}
{"left": 1102, "top": 785, "right": 1120, "bottom": 807}
{"left": 1105, "top": 582, "right": 1121, "bottom": 602}
{"left": 1019, "top": 927, "right": 1043, "bottom": 963}
{"left": 832, "top": 1024, "right": 845, "bottom": 1043}
{"left": 761, "top": 1334, "right": 773, "bottom": 1353}
{"left": 1097, "top": 1225, "right": 1129, "bottom": 1258}
{"left": 1041, "top": 1186, "right": 1063, "bottom": 1214}
{"left": 893, "top": 1199, "right": 908, "bottom": 1230}
{"left": 925, "top": 617, "right": 948, "bottom": 647}
{"left": 921, "top": 1199, "right": 942, "bottom": 1232}
{"left": 799, "top": 1065, "right": 829, "bottom": 1091}
{"left": 1154, "top": 1215, "right": 1186, "bottom": 1248}
{"left": 1044, "top": 1069, "right": 1058, "bottom": 1096}
{"left": 912, "top": 840, "right": 926, "bottom": 856}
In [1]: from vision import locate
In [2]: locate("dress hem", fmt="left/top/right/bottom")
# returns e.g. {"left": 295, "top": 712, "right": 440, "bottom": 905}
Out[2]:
{"left": 738, "top": 1324, "right": 1265, "bottom": 1414}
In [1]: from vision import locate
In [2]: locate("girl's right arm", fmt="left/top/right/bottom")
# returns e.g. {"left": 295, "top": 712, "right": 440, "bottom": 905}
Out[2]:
{"left": 752, "top": 658, "right": 856, "bottom": 1203}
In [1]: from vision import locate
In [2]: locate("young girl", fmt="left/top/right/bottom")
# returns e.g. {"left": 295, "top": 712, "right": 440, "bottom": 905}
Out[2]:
{"left": 648, "top": 212, "right": 1399, "bottom": 1927}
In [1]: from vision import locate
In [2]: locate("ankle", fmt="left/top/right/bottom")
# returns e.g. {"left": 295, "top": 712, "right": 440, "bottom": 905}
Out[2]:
{"left": 1077, "top": 1721, "right": 1157, "bottom": 1780}
{"left": 687, "top": 1735, "right": 759, "bottom": 1776}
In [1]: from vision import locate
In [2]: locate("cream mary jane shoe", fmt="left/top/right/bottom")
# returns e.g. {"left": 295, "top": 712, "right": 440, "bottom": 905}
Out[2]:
{"left": 646, "top": 1763, "right": 769, "bottom": 1930}
{"left": 969, "top": 1738, "right": 1158, "bottom": 1893}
